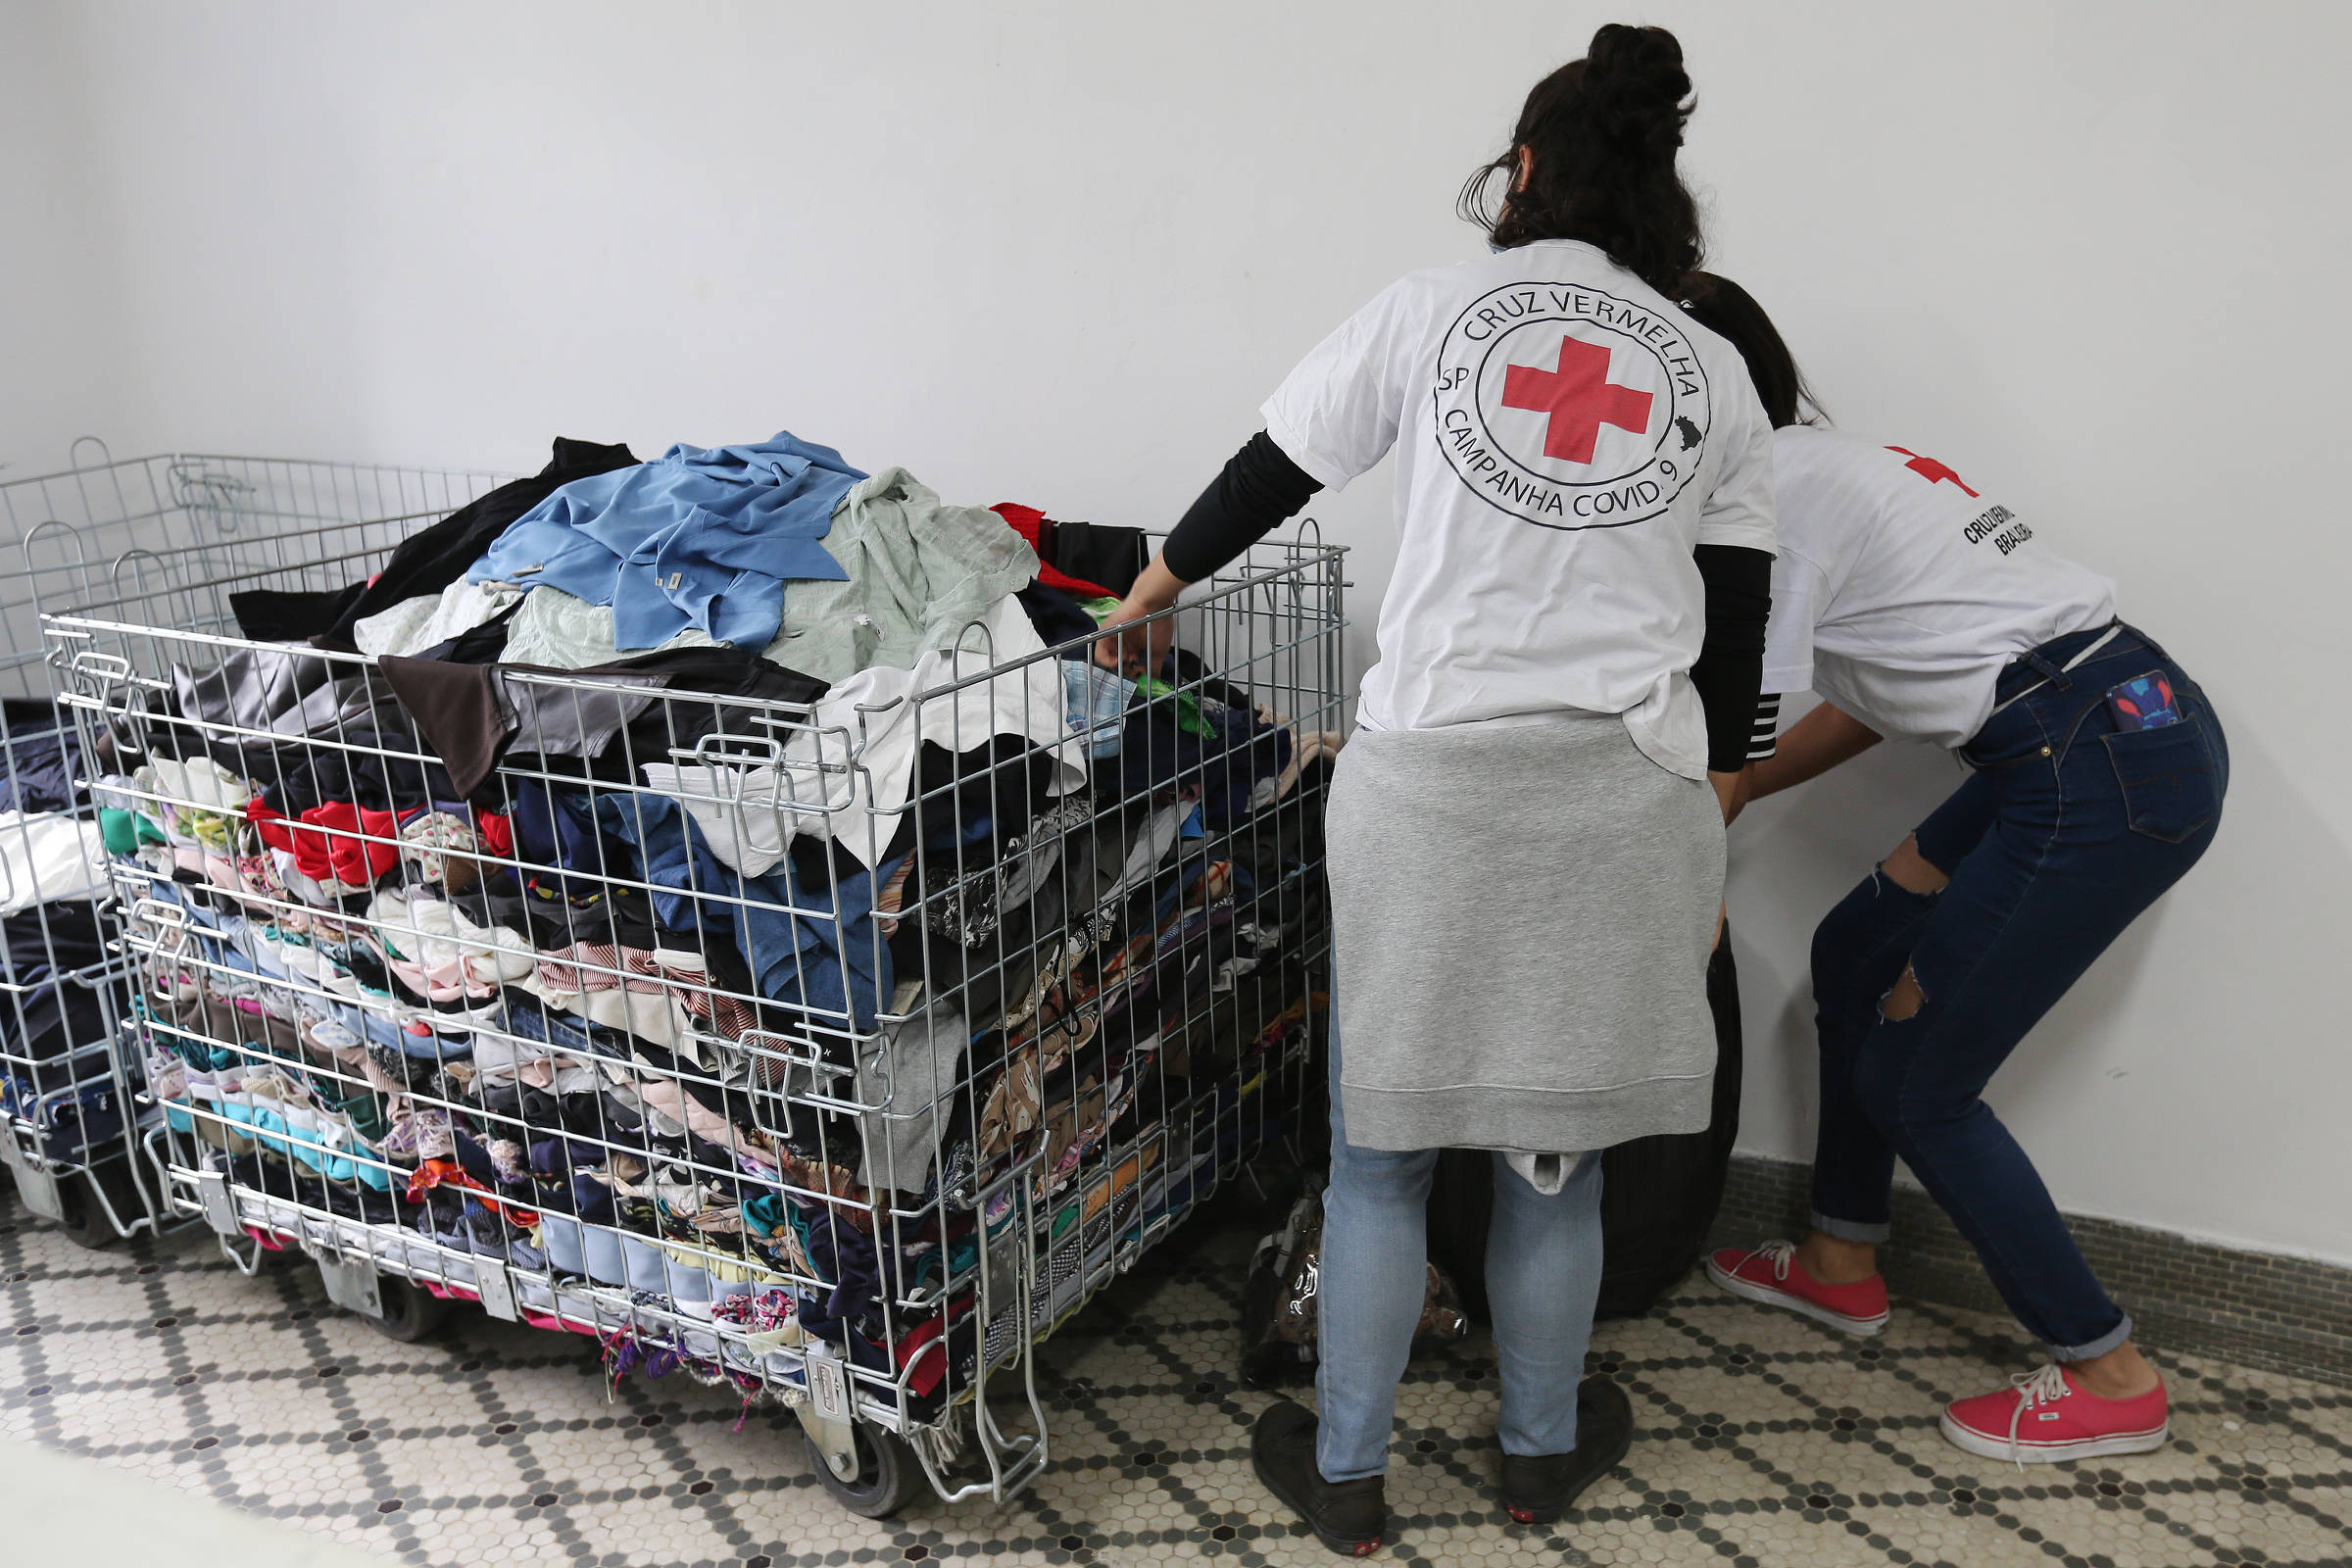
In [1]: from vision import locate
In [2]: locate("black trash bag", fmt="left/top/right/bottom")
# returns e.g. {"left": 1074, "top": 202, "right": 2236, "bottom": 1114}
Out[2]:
{"left": 1426, "top": 929, "right": 1743, "bottom": 1322}
{"left": 1241, "top": 1191, "right": 1471, "bottom": 1389}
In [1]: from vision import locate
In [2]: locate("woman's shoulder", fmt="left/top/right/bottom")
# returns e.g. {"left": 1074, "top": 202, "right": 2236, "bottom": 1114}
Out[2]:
{"left": 1772, "top": 424, "right": 1906, "bottom": 491}
{"left": 1768, "top": 425, "right": 1911, "bottom": 547}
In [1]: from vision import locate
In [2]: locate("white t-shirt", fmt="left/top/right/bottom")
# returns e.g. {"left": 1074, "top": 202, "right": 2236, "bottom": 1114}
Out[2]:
{"left": 1262, "top": 238, "right": 1777, "bottom": 779}
{"left": 1763, "top": 425, "right": 2118, "bottom": 748}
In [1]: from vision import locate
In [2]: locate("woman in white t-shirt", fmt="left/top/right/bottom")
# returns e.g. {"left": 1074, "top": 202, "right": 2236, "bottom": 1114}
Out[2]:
{"left": 1685, "top": 275, "right": 2230, "bottom": 1467}
{"left": 1098, "top": 25, "right": 1774, "bottom": 1551}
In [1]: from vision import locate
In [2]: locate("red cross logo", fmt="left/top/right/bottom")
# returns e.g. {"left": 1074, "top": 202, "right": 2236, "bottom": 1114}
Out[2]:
{"left": 1500, "top": 335, "right": 1655, "bottom": 465}
{"left": 1887, "top": 446, "right": 1980, "bottom": 498}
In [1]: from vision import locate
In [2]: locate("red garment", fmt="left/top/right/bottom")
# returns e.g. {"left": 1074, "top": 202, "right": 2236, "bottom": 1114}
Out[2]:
{"left": 891, "top": 1291, "right": 971, "bottom": 1398}
{"left": 473, "top": 809, "right": 514, "bottom": 858}
{"left": 403, "top": 1157, "right": 540, "bottom": 1228}
{"left": 248, "top": 799, "right": 401, "bottom": 888}
{"left": 992, "top": 503, "right": 1118, "bottom": 600}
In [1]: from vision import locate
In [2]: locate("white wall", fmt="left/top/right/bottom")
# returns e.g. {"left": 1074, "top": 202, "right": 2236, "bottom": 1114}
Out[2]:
{"left": 9, "top": 0, "right": 2350, "bottom": 1263}
{"left": 0, "top": 2, "right": 128, "bottom": 477}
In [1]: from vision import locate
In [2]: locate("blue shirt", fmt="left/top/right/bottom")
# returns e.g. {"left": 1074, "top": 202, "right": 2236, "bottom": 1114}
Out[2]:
{"left": 594, "top": 792, "right": 895, "bottom": 1033}
{"left": 467, "top": 431, "right": 864, "bottom": 651}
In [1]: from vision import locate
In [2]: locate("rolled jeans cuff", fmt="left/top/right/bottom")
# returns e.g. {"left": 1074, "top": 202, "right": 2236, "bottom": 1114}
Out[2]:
{"left": 2049, "top": 1312, "right": 2134, "bottom": 1364}
{"left": 1810, "top": 1210, "right": 1890, "bottom": 1245}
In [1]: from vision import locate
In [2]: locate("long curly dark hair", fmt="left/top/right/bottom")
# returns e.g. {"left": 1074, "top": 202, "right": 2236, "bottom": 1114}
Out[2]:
{"left": 1459, "top": 24, "right": 1703, "bottom": 297}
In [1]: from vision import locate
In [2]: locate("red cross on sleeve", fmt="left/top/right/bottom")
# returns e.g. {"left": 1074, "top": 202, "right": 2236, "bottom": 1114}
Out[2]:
{"left": 1886, "top": 446, "right": 1981, "bottom": 498}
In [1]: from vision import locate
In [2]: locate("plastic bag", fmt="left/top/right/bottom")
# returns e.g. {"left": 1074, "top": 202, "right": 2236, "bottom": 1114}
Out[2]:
{"left": 1240, "top": 1191, "right": 1470, "bottom": 1388}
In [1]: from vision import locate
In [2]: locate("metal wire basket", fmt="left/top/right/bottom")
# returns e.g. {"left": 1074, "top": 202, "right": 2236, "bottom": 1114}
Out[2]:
{"left": 41, "top": 458, "right": 1346, "bottom": 1513}
{"left": 0, "top": 442, "right": 510, "bottom": 1246}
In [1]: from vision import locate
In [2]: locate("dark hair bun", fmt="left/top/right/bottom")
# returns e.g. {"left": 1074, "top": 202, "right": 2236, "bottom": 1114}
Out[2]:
{"left": 1580, "top": 24, "right": 1692, "bottom": 158}
{"left": 1458, "top": 22, "right": 1704, "bottom": 294}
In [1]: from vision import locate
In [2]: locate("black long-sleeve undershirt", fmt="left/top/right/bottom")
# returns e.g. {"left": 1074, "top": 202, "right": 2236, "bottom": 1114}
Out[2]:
{"left": 1162, "top": 430, "right": 1770, "bottom": 771}
{"left": 1691, "top": 544, "right": 1773, "bottom": 773}
{"left": 1160, "top": 431, "right": 1322, "bottom": 583}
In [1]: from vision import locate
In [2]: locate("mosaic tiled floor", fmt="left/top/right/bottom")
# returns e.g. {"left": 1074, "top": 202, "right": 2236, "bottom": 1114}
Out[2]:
{"left": 6, "top": 1196, "right": 2350, "bottom": 1568}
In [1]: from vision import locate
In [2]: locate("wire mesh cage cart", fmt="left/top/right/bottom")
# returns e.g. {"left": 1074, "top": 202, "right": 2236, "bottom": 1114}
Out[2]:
{"left": 44, "top": 468, "right": 1346, "bottom": 1515}
{"left": 0, "top": 443, "right": 509, "bottom": 1245}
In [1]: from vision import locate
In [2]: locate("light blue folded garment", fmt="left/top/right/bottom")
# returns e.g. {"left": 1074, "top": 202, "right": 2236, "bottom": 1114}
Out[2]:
{"left": 214, "top": 1100, "right": 392, "bottom": 1191}
{"left": 466, "top": 431, "right": 864, "bottom": 651}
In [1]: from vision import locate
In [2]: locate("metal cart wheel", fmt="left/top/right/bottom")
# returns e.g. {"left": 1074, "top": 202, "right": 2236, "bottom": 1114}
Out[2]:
{"left": 53, "top": 1170, "right": 123, "bottom": 1250}
{"left": 366, "top": 1276, "right": 450, "bottom": 1344}
{"left": 805, "top": 1422, "right": 924, "bottom": 1518}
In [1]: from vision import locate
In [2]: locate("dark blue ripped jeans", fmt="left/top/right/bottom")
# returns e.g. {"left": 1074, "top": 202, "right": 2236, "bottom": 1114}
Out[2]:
{"left": 1808, "top": 623, "right": 2228, "bottom": 1359}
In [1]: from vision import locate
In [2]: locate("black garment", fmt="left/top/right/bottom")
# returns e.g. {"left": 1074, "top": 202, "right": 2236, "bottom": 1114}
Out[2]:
{"left": 879, "top": 737, "right": 1072, "bottom": 1018}
{"left": 1017, "top": 583, "right": 1098, "bottom": 650}
{"left": 228, "top": 589, "right": 354, "bottom": 645}
{"left": 1, "top": 902, "right": 110, "bottom": 1070}
{"left": 0, "top": 701, "right": 83, "bottom": 815}
{"left": 381, "top": 645, "right": 829, "bottom": 804}
{"left": 1116, "top": 687, "right": 1292, "bottom": 826}
{"left": 1048, "top": 519, "right": 1153, "bottom": 598}
{"left": 592, "top": 646, "right": 828, "bottom": 757}
{"left": 878, "top": 736, "right": 1059, "bottom": 871}
{"left": 1161, "top": 432, "right": 1322, "bottom": 584}
{"left": 1690, "top": 544, "right": 1773, "bottom": 774}
{"left": 238, "top": 718, "right": 460, "bottom": 819}
{"left": 229, "top": 437, "right": 639, "bottom": 648}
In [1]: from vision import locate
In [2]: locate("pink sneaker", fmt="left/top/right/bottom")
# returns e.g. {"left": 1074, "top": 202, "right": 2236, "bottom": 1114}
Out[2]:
{"left": 1705, "top": 1240, "right": 1890, "bottom": 1335}
{"left": 1939, "top": 1363, "right": 2169, "bottom": 1465}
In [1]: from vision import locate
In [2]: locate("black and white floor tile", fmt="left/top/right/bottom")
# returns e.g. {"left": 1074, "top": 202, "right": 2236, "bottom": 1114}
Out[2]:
{"left": 5, "top": 1200, "right": 2349, "bottom": 1568}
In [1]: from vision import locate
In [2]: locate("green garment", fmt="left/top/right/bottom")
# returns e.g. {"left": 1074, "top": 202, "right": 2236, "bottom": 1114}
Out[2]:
{"left": 772, "top": 467, "right": 1039, "bottom": 684}
{"left": 1134, "top": 676, "right": 1213, "bottom": 737}
{"left": 99, "top": 807, "right": 167, "bottom": 858}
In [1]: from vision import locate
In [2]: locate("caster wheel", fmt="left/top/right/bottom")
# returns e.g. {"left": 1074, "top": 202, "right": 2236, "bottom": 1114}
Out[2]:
{"left": 366, "top": 1275, "right": 449, "bottom": 1343}
{"left": 55, "top": 1172, "right": 122, "bottom": 1250}
{"left": 806, "top": 1423, "right": 925, "bottom": 1519}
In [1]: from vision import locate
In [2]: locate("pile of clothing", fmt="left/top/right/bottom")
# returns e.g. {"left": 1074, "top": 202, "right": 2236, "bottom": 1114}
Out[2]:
{"left": 113, "top": 431, "right": 1336, "bottom": 1407}
{"left": 0, "top": 698, "right": 125, "bottom": 1160}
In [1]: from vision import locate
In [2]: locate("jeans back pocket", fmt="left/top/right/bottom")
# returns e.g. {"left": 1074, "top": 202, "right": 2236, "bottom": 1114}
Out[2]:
{"left": 2102, "top": 712, "right": 2221, "bottom": 842}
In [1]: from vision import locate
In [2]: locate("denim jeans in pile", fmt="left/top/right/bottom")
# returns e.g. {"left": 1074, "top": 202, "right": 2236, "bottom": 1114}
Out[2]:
{"left": 1314, "top": 1027, "right": 1605, "bottom": 1482}
{"left": 1807, "top": 622, "right": 2228, "bottom": 1360}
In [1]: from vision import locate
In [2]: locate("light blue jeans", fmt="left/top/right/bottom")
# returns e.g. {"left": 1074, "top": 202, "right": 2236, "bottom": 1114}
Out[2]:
{"left": 1314, "top": 1032, "right": 1606, "bottom": 1482}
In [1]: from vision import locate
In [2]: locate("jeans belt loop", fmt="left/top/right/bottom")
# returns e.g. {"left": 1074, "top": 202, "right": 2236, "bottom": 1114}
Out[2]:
{"left": 1987, "top": 622, "right": 2123, "bottom": 720}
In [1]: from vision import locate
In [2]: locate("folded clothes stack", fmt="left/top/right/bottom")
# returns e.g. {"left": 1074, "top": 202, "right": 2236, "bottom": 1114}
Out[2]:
{"left": 107, "top": 429, "right": 1337, "bottom": 1404}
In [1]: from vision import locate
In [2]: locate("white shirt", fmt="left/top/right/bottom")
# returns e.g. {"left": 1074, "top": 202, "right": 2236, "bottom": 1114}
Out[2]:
{"left": 1262, "top": 239, "right": 1776, "bottom": 779}
{"left": 641, "top": 593, "right": 1085, "bottom": 873}
{"left": 1763, "top": 425, "right": 2118, "bottom": 748}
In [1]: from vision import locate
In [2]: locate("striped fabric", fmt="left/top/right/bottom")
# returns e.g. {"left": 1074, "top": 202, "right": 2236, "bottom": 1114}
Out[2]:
{"left": 1747, "top": 693, "right": 1782, "bottom": 762}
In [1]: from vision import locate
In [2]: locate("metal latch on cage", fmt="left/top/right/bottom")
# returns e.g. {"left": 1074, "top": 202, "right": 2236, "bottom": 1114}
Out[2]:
{"left": 1, "top": 1137, "right": 66, "bottom": 1223}
{"left": 472, "top": 1259, "right": 518, "bottom": 1322}
{"left": 796, "top": 1344, "right": 858, "bottom": 1481}
{"left": 315, "top": 1250, "right": 383, "bottom": 1319}
{"left": 189, "top": 1167, "right": 242, "bottom": 1237}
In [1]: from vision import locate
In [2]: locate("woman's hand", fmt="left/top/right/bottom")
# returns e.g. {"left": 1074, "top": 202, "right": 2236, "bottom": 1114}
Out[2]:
{"left": 1092, "top": 555, "right": 1190, "bottom": 678}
